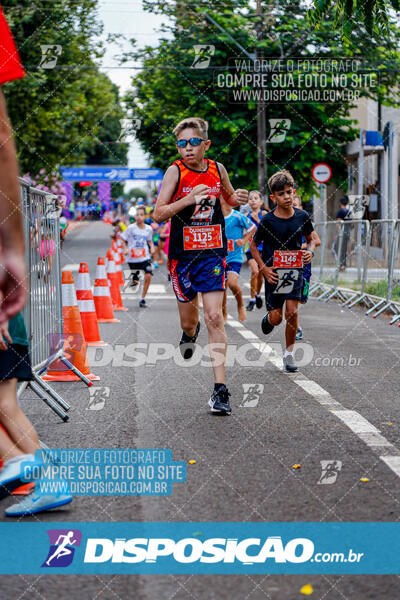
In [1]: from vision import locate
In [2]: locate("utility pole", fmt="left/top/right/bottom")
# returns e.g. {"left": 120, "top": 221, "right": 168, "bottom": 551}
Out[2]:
{"left": 204, "top": 6, "right": 267, "bottom": 198}
{"left": 256, "top": 0, "right": 267, "bottom": 200}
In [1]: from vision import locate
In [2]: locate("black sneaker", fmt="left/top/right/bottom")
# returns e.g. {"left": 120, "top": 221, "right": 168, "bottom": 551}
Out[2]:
{"left": 261, "top": 312, "right": 274, "bottom": 335}
{"left": 179, "top": 321, "right": 200, "bottom": 359}
{"left": 283, "top": 354, "right": 298, "bottom": 373}
{"left": 208, "top": 385, "right": 232, "bottom": 414}
{"left": 255, "top": 294, "right": 263, "bottom": 309}
{"left": 139, "top": 299, "right": 147, "bottom": 308}
{"left": 296, "top": 326, "right": 303, "bottom": 340}
{"left": 246, "top": 299, "right": 256, "bottom": 311}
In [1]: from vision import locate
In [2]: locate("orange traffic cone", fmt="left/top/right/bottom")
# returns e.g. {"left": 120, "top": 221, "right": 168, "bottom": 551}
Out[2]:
{"left": 93, "top": 257, "right": 120, "bottom": 323}
{"left": 76, "top": 263, "right": 107, "bottom": 347}
{"left": 113, "top": 248, "right": 124, "bottom": 286}
{"left": 107, "top": 250, "right": 128, "bottom": 311}
{"left": 43, "top": 271, "right": 99, "bottom": 381}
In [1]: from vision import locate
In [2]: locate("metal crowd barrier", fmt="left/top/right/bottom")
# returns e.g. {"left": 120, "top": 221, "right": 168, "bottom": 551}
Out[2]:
{"left": 310, "top": 218, "right": 400, "bottom": 325}
{"left": 18, "top": 178, "right": 88, "bottom": 420}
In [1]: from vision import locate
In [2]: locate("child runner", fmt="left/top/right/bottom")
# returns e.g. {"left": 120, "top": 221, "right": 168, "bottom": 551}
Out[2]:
{"left": 221, "top": 200, "right": 256, "bottom": 322}
{"left": 154, "top": 117, "right": 248, "bottom": 414}
{"left": 292, "top": 194, "right": 321, "bottom": 339}
{"left": 245, "top": 190, "right": 268, "bottom": 311}
{"left": 120, "top": 206, "right": 155, "bottom": 308}
{"left": 250, "top": 170, "right": 315, "bottom": 373}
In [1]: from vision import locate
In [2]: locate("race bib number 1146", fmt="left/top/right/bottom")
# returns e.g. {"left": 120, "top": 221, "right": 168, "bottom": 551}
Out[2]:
{"left": 273, "top": 250, "right": 303, "bottom": 268}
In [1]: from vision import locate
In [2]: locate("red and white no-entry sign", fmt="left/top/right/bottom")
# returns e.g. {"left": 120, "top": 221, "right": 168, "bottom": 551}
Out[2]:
{"left": 311, "top": 163, "right": 332, "bottom": 184}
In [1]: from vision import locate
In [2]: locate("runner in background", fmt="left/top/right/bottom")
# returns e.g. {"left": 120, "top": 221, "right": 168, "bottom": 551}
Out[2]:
{"left": 146, "top": 209, "right": 163, "bottom": 267}
{"left": 292, "top": 194, "right": 321, "bottom": 340}
{"left": 221, "top": 200, "right": 255, "bottom": 322}
{"left": 250, "top": 170, "right": 315, "bottom": 373}
{"left": 245, "top": 190, "right": 268, "bottom": 312}
{"left": 154, "top": 117, "right": 248, "bottom": 414}
{"left": 120, "top": 206, "right": 155, "bottom": 308}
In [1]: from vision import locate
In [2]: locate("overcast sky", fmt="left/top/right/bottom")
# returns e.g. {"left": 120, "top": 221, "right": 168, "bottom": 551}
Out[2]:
{"left": 97, "top": 0, "right": 170, "bottom": 178}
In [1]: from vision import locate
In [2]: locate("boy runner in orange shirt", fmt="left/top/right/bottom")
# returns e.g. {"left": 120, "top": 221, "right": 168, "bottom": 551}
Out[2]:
{"left": 154, "top": 117, "right": 248, "bottom": 414}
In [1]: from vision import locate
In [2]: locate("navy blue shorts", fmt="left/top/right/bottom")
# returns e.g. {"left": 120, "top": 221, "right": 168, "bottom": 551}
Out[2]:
{"left": 264, "top": 269, "right": 304, "bottom": 311}
{"left": 168, "top": 256, "right": 226, "bottom": 303}
{"left": 226, "top": 261, "right": 242, "bottom": 275}
{"left": 0, "top": 344, "right": 33, "bottom": 381}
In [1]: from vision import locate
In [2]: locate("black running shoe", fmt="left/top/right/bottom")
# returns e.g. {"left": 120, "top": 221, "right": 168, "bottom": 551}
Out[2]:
{"left": 179, "top": 321, "right": 200, "bottom": 359}
{"left": 208, "top": 385, "right": 232, "bottom": 414}
{"left": 246, "top": 299, "right": 256, "bottom": 311}
{"left": 139, "top": 299, "right": 147, "bottom": 308}
{"left": 261, "top": 312, "right": 274, "bottom": 335}
{"left": 255, "top": 295, "right": 263, "bottom": 309}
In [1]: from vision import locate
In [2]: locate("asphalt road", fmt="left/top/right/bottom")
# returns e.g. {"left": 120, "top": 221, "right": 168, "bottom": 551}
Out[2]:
{"left": 1, "top": 221, "right": 400, "bottom": 599}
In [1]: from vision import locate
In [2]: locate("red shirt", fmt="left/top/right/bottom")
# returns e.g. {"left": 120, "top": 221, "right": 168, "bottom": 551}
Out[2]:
{"left": 0, "top": 5, "right": 25, "bottom": 84}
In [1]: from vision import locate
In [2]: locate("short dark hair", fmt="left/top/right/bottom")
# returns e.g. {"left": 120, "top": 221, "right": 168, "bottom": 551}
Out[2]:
{"left": 339, "top": 196, "right": 348, "bottom": 206}
{"left": 136, "top": 206, "right": 146, "bottom": 214}
{"left": 268, "top": 169, "right": 295, "bottom": 193}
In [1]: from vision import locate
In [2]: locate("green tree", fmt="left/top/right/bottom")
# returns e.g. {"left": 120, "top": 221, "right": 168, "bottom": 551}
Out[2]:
{"left": 310, "top": 0, "right": 400, "bottom": 37}
{"left": 3, "top": 0, "right": 127, "bottom": 175}
{"left": 126, "top": 0, "right": 399, "bottom": 196}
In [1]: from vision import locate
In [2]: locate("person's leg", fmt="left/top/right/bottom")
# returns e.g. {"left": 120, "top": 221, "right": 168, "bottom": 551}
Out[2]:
{"left": 202, "top": 290, "right": 226, "bottom": 385}
{"left": 267, "top": 307, "right": 283, "bottom": 327}
{"left": 177, "top": 296, "right": 199, "bottom": 337}
{"left": 284, "top": 299, "right": 299, "bottom": 353}
{"left": 249, "top": 259, "right": 258, "bottom": 298}
{"left": 228, "top": 271, "right": 246, "bottom": 322}
{"left": 222, "top": 288, "right": 228, "bottom": 322}
{"left": 0, "top": 379, "right": 39, "bottom": 457}
{"left": 255, "top": 270, "right": 264, "bottom": 307}
{"left": 247, "top": 258, "right": 258, "bottom": 310}
{"left": 141, "top": 272, "right": 151, "bottom": 299}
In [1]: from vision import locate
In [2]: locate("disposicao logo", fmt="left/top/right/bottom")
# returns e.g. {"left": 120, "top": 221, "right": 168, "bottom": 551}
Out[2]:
{"left": 83, "top": 536, "right": 314, "bottom": 564}
{"left": 42, "top": 529, "right": 82, "bottom": 568}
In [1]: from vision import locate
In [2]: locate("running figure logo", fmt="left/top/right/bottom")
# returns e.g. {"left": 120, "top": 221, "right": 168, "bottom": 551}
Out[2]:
{"left": 42, "top": 529, "right": 82, "bottom": 568}
{"left": 267, "top": 119, "right": 291, "bottom": 143}
{"left": 240, "top": 384, "right": 264, "bottom": 407}
{"left": 39, "top": 45, "right": 62, "bottom": 69}
{"left": 87, "top": 386, "right": 110, "bottom": 411}
{"left": 274, "top": 269, "right": 299, "bottom": 294}
{"left": 318, "top": 460, "right": 342, "bottom": 484}
{"left": 191, "top": 45, "right": 215, "bottom": 69}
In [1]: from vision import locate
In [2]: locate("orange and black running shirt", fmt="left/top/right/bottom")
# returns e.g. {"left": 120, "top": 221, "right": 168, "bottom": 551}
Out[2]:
{"left": 0, "top": 6, "right": 25, "bottom": 84}
{"left": 168, "top": 158, "right": 227, "bottom": 261}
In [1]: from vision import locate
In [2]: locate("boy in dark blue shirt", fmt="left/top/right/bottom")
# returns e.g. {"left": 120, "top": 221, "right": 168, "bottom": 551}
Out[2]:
{"left": 250, "top": 170, "right": 315, "bottom": 372}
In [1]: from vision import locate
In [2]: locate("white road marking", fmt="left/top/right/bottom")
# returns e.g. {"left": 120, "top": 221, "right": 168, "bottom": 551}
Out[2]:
{"left": 148, "top": 284, "right": 167, "bottom": 294}
{"left": 380, "top": 456, "right": 400, "bottom": 477}
{"left": 226, "top": 314, "right": 400, "bottom": 478}
{"left": 238, "top": 329, "right": 258, "bottom": 340}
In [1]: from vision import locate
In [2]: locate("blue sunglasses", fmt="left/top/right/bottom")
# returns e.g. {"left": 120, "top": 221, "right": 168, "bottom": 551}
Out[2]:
{"left": 176, "top": 137, "right": 206, "bottom": 148}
